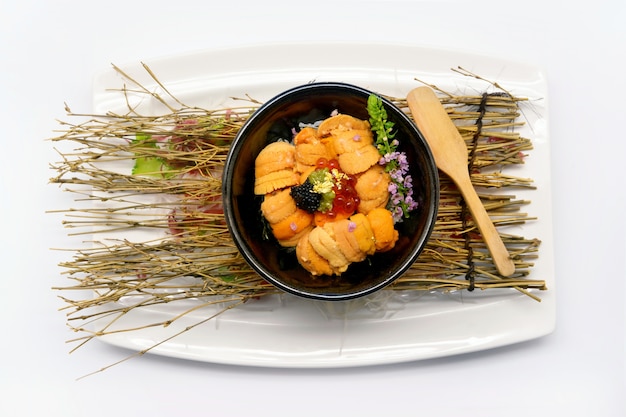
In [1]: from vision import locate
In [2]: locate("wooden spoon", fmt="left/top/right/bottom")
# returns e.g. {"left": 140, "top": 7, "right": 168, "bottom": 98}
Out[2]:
{"left": 407, "top": 87, "right": 516, "bottom": 277}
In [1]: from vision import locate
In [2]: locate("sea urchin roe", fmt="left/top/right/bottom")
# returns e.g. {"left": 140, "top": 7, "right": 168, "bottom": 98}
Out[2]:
{"left": 255, "top": 110, "right": 400, "bottom": 276}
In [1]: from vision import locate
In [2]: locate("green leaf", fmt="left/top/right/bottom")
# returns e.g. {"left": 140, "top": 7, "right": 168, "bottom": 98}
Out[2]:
{"left": 131, "top": 133, "right": 171, "bottom": 177}
{"left": 133, "top": 132, "right": 155, "bottom": 146}
{"left": 132, "top": 156, "right": 166, "bottom": 176}
{"left": 214, "top": 266, "right": 238, "bottom": 282}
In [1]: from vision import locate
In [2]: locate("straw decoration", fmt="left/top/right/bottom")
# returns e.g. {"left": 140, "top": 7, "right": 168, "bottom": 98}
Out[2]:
{"left": 48, "top": 64, "right": 546, "bottom": 373}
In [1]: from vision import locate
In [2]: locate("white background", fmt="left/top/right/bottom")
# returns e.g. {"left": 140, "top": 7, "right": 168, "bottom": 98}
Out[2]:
{"left": 1, "top": 1, "right": 624, "bottom": 416}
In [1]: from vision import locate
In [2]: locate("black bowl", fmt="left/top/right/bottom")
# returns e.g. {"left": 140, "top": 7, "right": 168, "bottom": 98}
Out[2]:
{"left": 222, "top": 82, "right": 439, "bottom": 301}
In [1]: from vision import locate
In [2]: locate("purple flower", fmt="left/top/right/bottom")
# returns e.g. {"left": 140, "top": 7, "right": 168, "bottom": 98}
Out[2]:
{"left": 390, "top": 169, "right": 403, "bottom": 182}
{"left": 377, "top": 150, "right": 418, "bottom": 223}
{"left": 392, "top": 206, "right": 403, "bottom": 222}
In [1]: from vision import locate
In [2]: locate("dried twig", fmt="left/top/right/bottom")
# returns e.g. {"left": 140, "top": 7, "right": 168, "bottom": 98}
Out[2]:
{"left": 49, "top": 64, "right": 546, "bottom": 375}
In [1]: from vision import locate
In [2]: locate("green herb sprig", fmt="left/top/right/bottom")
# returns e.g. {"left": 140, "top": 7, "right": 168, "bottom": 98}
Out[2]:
{"left": 367, "top": 94, "right": 418, "bottom": 222}
{"left": 367, "top": 94, "right": 396, "bottom": 155}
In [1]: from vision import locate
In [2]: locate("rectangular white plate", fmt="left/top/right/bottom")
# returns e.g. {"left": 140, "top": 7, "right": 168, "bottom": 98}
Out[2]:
{"left": 90, "top": 42, "right": 555, "bottom": 367}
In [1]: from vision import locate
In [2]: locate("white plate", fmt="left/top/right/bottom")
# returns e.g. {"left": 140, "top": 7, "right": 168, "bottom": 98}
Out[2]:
{"left": 90, "top": 42, "right": 555, "bottom": 367}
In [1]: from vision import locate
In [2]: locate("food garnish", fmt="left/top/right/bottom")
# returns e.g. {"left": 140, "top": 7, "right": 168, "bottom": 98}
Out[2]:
{"left": 254, "top": 110, "right": 401, "bottom": 276}
{"left": 367, "top": 94, "right": 418, "bottom": 222}
{"left": 290, "top": 178, "right": 322, "bottom": 213}
{"left": 50, "top": 65, "right": 546, "bottom": 376}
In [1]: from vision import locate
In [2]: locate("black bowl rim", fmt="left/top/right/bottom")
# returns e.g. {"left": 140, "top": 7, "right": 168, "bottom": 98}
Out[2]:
{"left": 223, "top": 81, "right": 439, "bottom": 301}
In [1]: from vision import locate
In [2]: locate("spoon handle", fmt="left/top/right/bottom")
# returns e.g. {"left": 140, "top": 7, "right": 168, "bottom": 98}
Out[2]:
{"left": 454, "top": 173, "right": 516, "bottom": 277}
{"left": 407, "top": 87, "right": 516, "bottom": 277}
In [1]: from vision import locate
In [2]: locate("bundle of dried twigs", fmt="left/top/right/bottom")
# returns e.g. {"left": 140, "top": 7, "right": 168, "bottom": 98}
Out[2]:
{"left": 49, "top": 65, "right": 546, "bottom": 364}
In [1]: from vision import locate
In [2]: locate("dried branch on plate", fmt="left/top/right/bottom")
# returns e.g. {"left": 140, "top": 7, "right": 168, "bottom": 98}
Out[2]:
{"left": 48, "top": 64, "right": 546, "bottom": 372}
